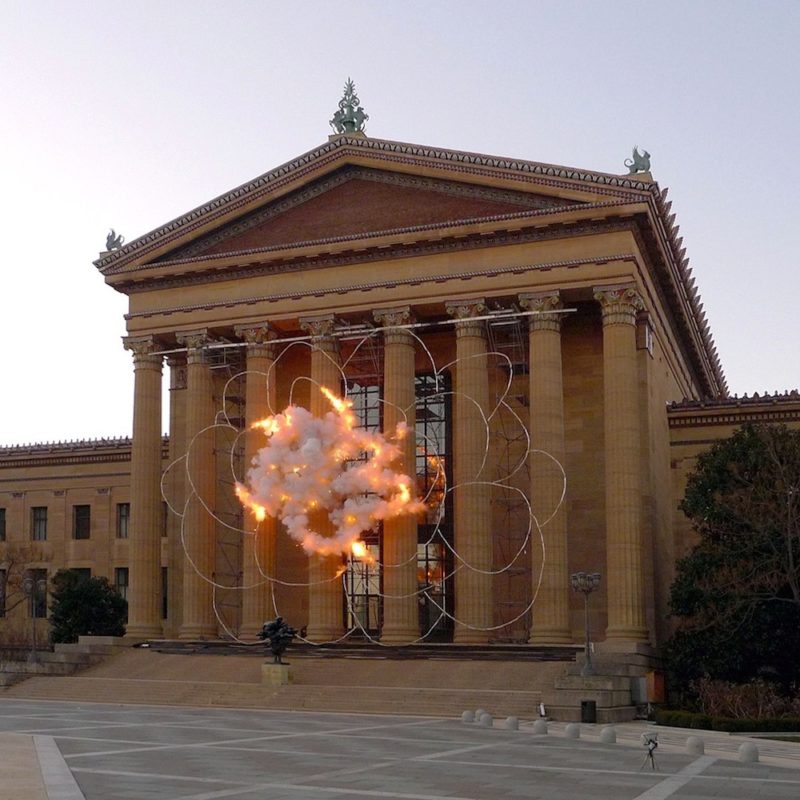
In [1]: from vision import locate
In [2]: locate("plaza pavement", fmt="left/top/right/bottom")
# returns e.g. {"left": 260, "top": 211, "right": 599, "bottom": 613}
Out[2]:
{"left": 0, "top": 698, "right": 799, "bottom": 799}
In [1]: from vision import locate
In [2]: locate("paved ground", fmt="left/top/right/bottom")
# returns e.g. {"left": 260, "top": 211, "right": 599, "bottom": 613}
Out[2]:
{"left": 1, "top": 698, "right": 799, "bottom": 799}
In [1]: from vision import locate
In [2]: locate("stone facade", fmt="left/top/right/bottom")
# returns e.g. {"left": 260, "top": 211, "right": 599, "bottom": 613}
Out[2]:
{"left": 1, "top": 133, "right": 797, "bottom": 652}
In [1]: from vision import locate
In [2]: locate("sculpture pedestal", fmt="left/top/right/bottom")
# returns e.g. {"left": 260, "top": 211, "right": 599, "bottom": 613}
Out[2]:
{"left": 261, "top": 663, "right": 292, "bottom": 686}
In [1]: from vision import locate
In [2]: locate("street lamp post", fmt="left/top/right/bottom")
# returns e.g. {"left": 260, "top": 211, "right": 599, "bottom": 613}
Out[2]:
{"left": 571, "top": 571, "right": 601, "bottom": 677}
{"left": 21, "top": 575, "right": 47, "bottom": 664}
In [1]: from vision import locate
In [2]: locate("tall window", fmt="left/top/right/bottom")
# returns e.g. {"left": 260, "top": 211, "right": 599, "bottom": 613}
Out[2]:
{"left": 31, "top": 507, "right": 47, "bottom": 541}
{"left": 73, "top": 505, "right": 91, "bottom": 540}
{"left": 415, "top": 373, "right": 453, "bottom": 640}
{"left": 116, "top": 503, "right": 130, "bottom": 539}
{"left": 343, "top": 382, "right": 383, "bottom": 633}
{"left": 0, "top": 568, "right": 6, "bottom": 617}
{"left": 0, "top": 508, "right": 6, "bottom": 541}
{"left": 114, "top": 567, "right": 129, "bottom": 601}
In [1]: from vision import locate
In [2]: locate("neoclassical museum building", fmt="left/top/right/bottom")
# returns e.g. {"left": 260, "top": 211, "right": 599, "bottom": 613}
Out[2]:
{"left": 2, "top": 95, "right": 799, "bottom": 655}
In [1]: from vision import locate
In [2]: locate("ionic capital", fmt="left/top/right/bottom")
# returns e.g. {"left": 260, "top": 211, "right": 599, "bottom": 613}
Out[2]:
{"left": 176, "top": 329, "right": 211, "bottom": 364}
{"left": 594, "top": 286, "right": 645, "bottom": 327}
{"left": 123, "top": 335, "right": 162, "bottom": 370}
{"left": 519, "top": 292, "right": 564, "bottom": 333}
{"left": 234, "top": 323, "right": 277, "bottom": 359}
{"left": 446, "top": 298, "right": 487, "bottom": 338}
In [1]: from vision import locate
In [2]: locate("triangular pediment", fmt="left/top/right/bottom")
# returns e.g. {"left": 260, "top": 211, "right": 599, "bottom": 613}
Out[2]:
{"left": 154, "top": 166, "right": 584, "bottom": 263}
{"left": 97, "top": 135, "right": 655, "bottom": 276}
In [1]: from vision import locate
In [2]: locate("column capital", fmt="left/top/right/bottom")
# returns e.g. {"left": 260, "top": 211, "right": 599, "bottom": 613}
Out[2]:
{"left": 123, "top": 335, "right": 162, "bottom": 369}
{"left": 299, "top": 314, "right": 336, "bottom": 340}
{"left": 234, "top": 323, "right": 278, "bottom": 359}
{"left": 374, "top": 306, "right": 415, "bottom": 346}
{"left": 374, "top": 306, "right": 414, "bottom": 328}
{"left": 519, "top": 292, "right": 564, "bottom": 333}
{"left": 446, "top": 298, "right": 487, "bottom": 338}
{"left": 176, "top": 329, "right": 211, "bottom": 364}
{"left": 593, "top": 285, "right": 645, "bottom": 326}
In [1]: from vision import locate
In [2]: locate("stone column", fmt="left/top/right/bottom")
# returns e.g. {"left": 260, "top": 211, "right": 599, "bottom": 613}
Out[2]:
{"left": 374, "top": 307, "right": 418, "bottom": 643}
{"left": 594, "top": 286, "right": 649, "bottom": 643}
{"left": 446, "top": 299, "right": 492, "bottom": 643}
{"left": 123, "top": 335, "right": 164, "bottom": 637}
{"left": 519, "top": 292, "right": 572, "bottom": 644}
{"left": 177, "top": 330, "right": 218, "bottom": 639}
{"left": 165, "top": 355, "right": 187, "bottom": 638}
{"left": 235, "top": 324, "right": 278, "bottom": 638}
{"left": 299, "top": 315, "right": 344, "bottom": 641}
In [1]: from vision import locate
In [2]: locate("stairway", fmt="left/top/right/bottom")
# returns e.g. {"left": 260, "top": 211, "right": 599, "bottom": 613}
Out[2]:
{"left": 2, "top": 643, "right": 575, "bottom": 719}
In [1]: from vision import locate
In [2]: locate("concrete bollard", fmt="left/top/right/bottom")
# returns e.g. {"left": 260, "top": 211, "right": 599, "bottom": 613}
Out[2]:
{"left": 461, "top": 710, "right": 475, "bottom": 723}
{"left": 686, "top": 736, "right": 705, "bottom": 755}
{"left": 479, "top": 713, "right": 493, "bottom": 728}
{"left": 532, "top": 719, "right": 548, "bottom": 734}
{"left": 475, "top": 708, "right": 487, "bottom": 722}
{"left": 738, "top": 742, "right": 759, "bottom": 763}
{"left": 564, "top": 723, "right": 581, "bottom": 739}
{"left": 505, "top": 716, "right": 519, "bottom": 731}
{"left": 599, "top": 726, "right": 616, "bottom": 744}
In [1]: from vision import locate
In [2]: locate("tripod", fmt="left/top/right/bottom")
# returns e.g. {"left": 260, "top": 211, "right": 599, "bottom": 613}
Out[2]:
{"left": 640, "top": 739, "right": 659, "bottom": 771}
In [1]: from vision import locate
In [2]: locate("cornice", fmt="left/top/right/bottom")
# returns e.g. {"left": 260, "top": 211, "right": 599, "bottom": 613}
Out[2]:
{"left": 668, "top": 392, "right": 800, "bottom": 428}
{"left": 124, "top": 253, "right": 638, "bottom": 321}
{"left": 0, "top": 436, "right": 170, "bottom": 464}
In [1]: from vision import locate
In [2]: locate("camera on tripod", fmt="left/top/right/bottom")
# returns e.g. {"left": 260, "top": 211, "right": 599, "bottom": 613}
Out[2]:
{"left": 640, "top": 733, "right": 659, "bottom": 770}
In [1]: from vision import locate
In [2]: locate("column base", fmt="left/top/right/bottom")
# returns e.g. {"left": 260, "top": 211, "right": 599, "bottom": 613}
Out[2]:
{"left": 178, "top": 624, "right": 218, "bottom": 640}
{"left": 528, "top": 629, "right": 574, "bottom": 645}
{"left": 380, "top": 625, "right": 419, "bottom": 644}
{"left": 238, "top": 623, "right": 266, "bottom": 641}
{"left": 453, "top": 627, "right": 489, "bottom": 644}
{"left": 125, "top": 624, "right": 163, "bottom": 639}
{"left": 305, "top": 625, "right": 344, "bottom": 643}
{"left": 603, "top": 626, "right": 650, "bottom": 646}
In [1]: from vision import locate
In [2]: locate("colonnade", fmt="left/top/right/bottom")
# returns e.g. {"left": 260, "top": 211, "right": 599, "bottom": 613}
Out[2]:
{"left": 123, "top": 285, "right": 650, "bottom": 646}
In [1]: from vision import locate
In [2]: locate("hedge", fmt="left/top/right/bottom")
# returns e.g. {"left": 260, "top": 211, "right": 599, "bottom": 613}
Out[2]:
{"left": 655, "top": 709, "right": 800, "bottom": 732}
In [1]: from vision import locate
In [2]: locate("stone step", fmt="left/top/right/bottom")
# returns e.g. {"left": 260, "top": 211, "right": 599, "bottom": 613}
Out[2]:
{"left": 555, "top": 675, "right": 631, "bottom": 691}
{"left": 3, "top": 675, "right": 545, "bottom": 718}
{"left": 544, "top": 688, "right": 632, "bottom": 707}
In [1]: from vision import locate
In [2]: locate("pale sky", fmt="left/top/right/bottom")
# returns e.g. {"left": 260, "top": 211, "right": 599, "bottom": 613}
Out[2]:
{"left": 1, "top": 1, "right": 798, "bottom": 446}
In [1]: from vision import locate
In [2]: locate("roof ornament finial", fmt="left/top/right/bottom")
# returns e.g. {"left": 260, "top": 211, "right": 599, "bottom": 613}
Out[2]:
{"left": 330, "top": 78, "right": 368, "bottom": 135}
{"left": 624, "top": 146, "right": 651, "bottom": 174}
{"left": 106, "top": 229, "right": 124, "bottom": 250}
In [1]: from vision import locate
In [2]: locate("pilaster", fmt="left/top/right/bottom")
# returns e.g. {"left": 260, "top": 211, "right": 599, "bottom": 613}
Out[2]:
{"left": 594, "top": 287, "right": 649, "bottom": 644}
{"left": 445, "top": 299, "right": 492, "bottom": 643}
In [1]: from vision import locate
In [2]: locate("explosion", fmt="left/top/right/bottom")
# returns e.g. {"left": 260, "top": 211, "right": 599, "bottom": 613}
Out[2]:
{"left": 236, "top": 386, "right": 425, "bottom": 557}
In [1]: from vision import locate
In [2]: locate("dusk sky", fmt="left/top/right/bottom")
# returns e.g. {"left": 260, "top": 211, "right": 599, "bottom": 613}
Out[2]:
{"left": 1, "top": 1, "right": 798, "bottom": 445}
